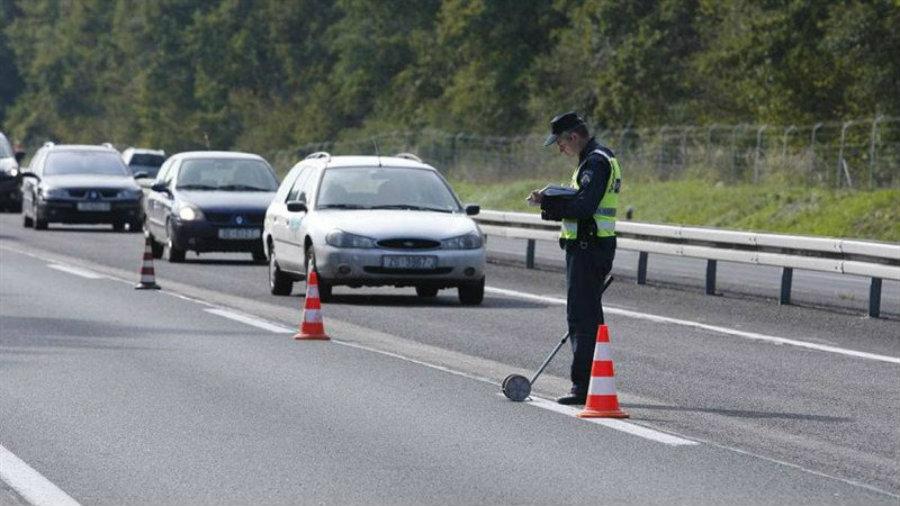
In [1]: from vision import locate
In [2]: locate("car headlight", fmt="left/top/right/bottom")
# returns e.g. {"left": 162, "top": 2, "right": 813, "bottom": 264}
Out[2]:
{"left": 178, "top": 205, "right": 205, "bottom": 221}
{"left": 326, "top": 230, "right": 376, "bottom": 248}
{"left": 441, "top": 232, "right": 483, "bottom": 250}
{"left": 41, "top": 188, "right": 67, "bottom": 199}
{"left": 118, "top": 189, "right": 142, "bottom": 199}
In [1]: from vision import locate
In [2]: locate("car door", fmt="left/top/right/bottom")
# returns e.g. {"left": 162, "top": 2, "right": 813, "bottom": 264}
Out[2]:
{"left": 267, "top": 164, "right": 303, "bottom": 265}
{"left": 279, "top": 166, "right": 312, "bottom": 271}
{"left": 22, "top": 149, "right": 45, "bottom": 216}
{"left": 150, "top": 158, "right": 179, "bottom": 239}
{"left": 145, "top": 157, "right": 173, "bottom": 236}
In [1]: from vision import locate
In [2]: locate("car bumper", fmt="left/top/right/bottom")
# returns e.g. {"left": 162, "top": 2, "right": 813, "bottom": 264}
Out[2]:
{"left": 315, "top": 245, "right": 486, "bottom": 288}
{"left": 39, "top": 199, "right": 141, "bottom": 224}
{"left": 171, "top": 220, "right": 263, "bottom": 253}
{"left": 0, "top": 177, "right": 20, "bottom": 204}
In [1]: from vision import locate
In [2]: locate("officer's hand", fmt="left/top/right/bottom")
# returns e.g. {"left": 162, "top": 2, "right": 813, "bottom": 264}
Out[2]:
{"left": 527, "top": 190, "right": 543, "bottom": 205}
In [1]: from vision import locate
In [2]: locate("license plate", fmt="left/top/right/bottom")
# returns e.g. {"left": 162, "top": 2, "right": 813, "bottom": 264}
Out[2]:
{"left": 218, "top": 228, "right": 261, "bottom": 240}
{"left": 382, "top": 255, "right": 437, "bottom": 270}
{"left": 77, "top": 202, "right": 111, "bottom": 211}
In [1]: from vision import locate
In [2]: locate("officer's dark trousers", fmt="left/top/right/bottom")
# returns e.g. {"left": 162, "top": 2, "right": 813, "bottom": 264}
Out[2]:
{"left": 565, "top": 237, "right": 616, "bottom": 396}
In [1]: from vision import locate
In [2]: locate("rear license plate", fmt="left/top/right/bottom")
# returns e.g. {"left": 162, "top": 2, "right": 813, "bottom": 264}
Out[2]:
{"left": 218, "top": 228, "right": 261, "bottom": 240}
{"left": 381, "top": 255, "right": 437, "bottom": 270}
{"left": 76, "top": 202, "right": 111, "bottom": 211}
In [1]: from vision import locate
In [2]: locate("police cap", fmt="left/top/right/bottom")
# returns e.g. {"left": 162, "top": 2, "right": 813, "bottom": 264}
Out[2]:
{"left": 543, "top": 111, "right": 586, "bottom": 146}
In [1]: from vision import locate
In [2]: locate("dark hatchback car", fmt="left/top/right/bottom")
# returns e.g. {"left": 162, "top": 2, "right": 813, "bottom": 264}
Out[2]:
{"left": 0, "top": 132, "right": 25, "bottom": 212}
{"left": 20, "top": 143, "right": 143, "bottom": 231}
{"left": 143, "top": 151, "right": 278, "bottom": 262}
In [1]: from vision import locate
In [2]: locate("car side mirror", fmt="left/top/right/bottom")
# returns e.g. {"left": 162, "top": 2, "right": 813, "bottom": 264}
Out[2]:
{"left": 19, "top": 171, "right": 39, "bottom": 182}
{"left": 465, "top": 204, "right": 480, "bottom": 216}
{"left": 14, "top": 151, "right": 25, "bottom": 164}
{"left": 150, "top": 182, "right": 170, "bottom": 193}
{"left": 286, "top": 200, "right": 307, "bottom": 213}
{"left": 133, "top": 171, "right": 149, "bottom": 179}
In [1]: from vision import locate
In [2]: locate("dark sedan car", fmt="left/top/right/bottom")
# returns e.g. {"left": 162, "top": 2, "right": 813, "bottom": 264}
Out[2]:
{"left": 20, "top": 143, "right": 143, "bottom": 231}
{"left": 143, "top": 151, "right": 278, "bottom": 262}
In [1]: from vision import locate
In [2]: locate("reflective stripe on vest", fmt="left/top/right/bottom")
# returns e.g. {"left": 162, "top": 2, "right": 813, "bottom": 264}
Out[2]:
{"left": 560, "top": 149, "right": 622, "bottom": 239}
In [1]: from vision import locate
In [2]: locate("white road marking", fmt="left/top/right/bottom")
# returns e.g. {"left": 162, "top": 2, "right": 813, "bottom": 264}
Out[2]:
{"left": 0, "top": 444, "right": 81, "bottom": 506}
{"left": 204, "top": 308, "right": 295, "bottom": 334}
{"left": 526, "top": 396, "right": 699, "bottom": 446}
{"left": 47, "top": 264, "right": 104, "bottom": 279}
{"left": 485, "top": 286, "right": 900, "bottom": 365}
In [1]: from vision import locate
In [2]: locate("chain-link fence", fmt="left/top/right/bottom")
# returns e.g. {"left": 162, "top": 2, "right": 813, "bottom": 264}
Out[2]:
{"left": 269, "top": 116, "right": 899, "bottom": 188}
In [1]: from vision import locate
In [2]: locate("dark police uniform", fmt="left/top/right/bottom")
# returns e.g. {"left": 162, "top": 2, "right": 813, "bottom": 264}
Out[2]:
{"left": 540, "top": 112, "right": 621, "bottom": 401}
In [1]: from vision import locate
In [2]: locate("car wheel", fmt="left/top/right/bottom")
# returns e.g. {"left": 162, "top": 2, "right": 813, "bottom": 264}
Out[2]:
{"left": 305, "top": 245, "right": 332, "bottom": 302}
{"left": 458, "top": 277, "right": 485, "bottom": 306}
{"left": 416, "top": 286, "right": 438, "bottom": 298}
{"left": 164, "top": 221, "right": 185, "bottom": 263}
{"left": 268, "top": 246, "right": 293, "bottom": 296}
{"left": 251, "top": 247, "right": 267, "bottom": 265}
{"left": 149, "top": 236, "right": 164, "bottom": 259}
{"left": 22, "top": 210, "right": 33, "bottom": 228}
{"left": 33, "top": 204, "right": 48, "bottom": 230}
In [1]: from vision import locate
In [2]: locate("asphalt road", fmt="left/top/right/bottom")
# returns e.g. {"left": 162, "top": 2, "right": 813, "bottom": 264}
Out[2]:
{"left": 1, "top": 214, "right": 899, "bottom": 504}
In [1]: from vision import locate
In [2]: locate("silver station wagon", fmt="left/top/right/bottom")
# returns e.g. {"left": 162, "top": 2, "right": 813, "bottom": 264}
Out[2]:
{"left": 262, "top": 153, "right": 486, "bottom": 304}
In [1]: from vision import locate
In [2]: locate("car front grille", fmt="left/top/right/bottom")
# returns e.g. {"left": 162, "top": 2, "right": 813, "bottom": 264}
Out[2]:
{"left": 67, "top": 188, "right": 120, "bottom": 199}
{"left": 377, "top": 238, "right": 441, "bottom": 250}
{"left": 205, "top": 212, "right": 265, "bottom": 225}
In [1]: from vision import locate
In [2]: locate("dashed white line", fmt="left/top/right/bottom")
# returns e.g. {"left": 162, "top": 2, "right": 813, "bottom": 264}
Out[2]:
{"left": 485, "top": 286, "right": 900, "bottom": 365}
{"left": 526, "top": 396, "right": 699, "bottom": 446}
{"left": 47, "top": 264, "right": 104, "bottom": 279}
{"left": 204, "top": 308, "right": 295, "bottom": 334}
{"left": 0, "top": 444, "right": 80, "bottom": 506}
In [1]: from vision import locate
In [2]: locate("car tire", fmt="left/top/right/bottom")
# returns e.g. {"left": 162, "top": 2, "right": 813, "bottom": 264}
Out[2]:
{"left": 305, "top": 245, "right": 332, "bottom": 302}
{"left": 268, "top": 245, "right": 293, "bottom": 296}
{"left": 458, "top": 277, "right": 485, "bottom": 306}
{"left": 164, "top": 221, "right": 185, "bottom": 263}
{"left": 22, "top": 211, "right": 33, "bottom": 228}
{"left": 149, "top": 236, "right": 164, "bottom": 259}
{"left": 251, "top": 247, "right": 267, "bottom": 265}
{"left": 416, "top": 286, "right": 438, "bottom": 298}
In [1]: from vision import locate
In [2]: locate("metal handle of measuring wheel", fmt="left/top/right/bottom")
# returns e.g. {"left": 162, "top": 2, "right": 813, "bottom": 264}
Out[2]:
{"left": 528, "top": 276, "right": 614, "bottom": 385}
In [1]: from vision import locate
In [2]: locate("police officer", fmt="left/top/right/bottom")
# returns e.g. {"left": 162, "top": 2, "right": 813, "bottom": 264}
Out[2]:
{"left": 529, "top": 112, "right": 621, "bottom": 405}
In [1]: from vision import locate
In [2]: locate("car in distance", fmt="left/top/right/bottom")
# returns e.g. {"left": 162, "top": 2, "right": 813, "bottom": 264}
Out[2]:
{"left": 262, "top": 152, "right": 486, "bottom": 305}
{"left": 143, "top": 151, "right": 279, "bottom": 263}
{"left": 19, "top": 143, "right": 143, "bottom": 231}
{"left": 122, "top": 147, "right": 166, "bottom": 187}
{"left": 0, "top": 132, "right": 25, "bottom": 212}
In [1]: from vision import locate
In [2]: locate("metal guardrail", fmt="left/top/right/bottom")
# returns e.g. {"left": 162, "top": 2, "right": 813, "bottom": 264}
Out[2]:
{"left": 474, "top": 210, "right": 900, "bottom": 318}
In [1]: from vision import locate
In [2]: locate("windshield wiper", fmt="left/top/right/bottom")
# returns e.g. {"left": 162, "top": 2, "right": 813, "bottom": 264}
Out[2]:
{"left": 219, "top": 184, "right": 272, "bottom": 191}
{"left": 369, "top": 204, "right": 452, "bottom": 213}
{"left": 177, "top": 184, "right": 217, "bottom": 190}
{"left": 318, "top": 203, "right": 367, "bottom": 209}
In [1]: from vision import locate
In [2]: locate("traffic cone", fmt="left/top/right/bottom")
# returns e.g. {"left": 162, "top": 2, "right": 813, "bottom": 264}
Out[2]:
{"left": 293, "top": 269, "right": 329, "bottom": 340}
{"left": 577, "top": 325, "right": 629, "bottom": 418}
{"left": 134, "top": 236, "right": 161, "bottom": 290}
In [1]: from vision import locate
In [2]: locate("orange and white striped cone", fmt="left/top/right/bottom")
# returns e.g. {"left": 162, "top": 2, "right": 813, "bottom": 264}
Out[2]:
{"left": 293, "top": 270, "right": 329, "bottom": 340}
{"left": 134, "top": 236, "right": 161, "bottom": 290}
{"left": 577, "top": 324, "right": 629, "bottom": 418}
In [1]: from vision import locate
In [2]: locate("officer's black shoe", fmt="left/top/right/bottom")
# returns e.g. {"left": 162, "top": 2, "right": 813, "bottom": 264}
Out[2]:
{"left": 556, "top": 394, "right": 587, "bottom": 405}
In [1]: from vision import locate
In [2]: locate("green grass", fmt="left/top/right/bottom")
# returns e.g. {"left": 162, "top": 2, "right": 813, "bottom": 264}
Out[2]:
{"left": 451, "top": 178, "right": 900, "bottom": 242}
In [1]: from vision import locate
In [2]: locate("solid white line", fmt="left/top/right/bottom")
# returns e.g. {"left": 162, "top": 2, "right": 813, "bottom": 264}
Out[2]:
{"left": 47, "top": 264, "right": 104, "bottom": 279}
{"left": 204, "top": 308, "right": 295, "bottom": 334}
{"left": 0, "top": 444, "right": 81, "bottom": 506}
{"left": 525, "top": 397, "right": 698, "bottom": 446}
{"left": 485, "top": 286, "right": 900, "bottom": 365}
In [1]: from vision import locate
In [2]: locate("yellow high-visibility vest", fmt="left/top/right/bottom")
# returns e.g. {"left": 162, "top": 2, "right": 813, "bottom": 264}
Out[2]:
{"left": 560, "top": 149, "right": 622, "bottom": 240}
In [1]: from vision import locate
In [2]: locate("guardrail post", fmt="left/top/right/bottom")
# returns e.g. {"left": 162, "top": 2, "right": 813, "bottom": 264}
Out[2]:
{"left": 525, "top": 239, "right": 535, "bottom": 269}
{"left": 637, "top": 252, "right": 649, "bottom": 285}
{"left": 869, "top": 278, "right": 882, "bottom": 318}
{"left": 706, "top": 260, "right": 717, "bottom": 295}
{"left": 780, "top": 268, "right": 793, "bottom": 305}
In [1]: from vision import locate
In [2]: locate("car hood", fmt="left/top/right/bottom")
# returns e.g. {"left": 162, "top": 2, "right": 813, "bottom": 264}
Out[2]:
{"left": 314, "top": 209, "right": 479, "bottom": 240}
{"left": 41, "top": 174, "right": 140, "bottom": 190}
{"left": 179, "top": 190, "right": 275, "bottom": 212}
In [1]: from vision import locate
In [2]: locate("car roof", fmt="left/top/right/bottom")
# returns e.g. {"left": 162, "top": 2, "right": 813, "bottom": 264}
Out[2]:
{"left": 308, "top": 155, "right": 435, "bottom": 171}
{"left": 172, "top": 151, "right": 266, "bottom": 161}
{"left": 44, "top": 144, "right": 119, "bottom": 153}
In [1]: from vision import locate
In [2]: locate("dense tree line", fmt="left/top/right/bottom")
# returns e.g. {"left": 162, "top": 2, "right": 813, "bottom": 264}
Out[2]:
{"left": 1, "top": 0, "right": 897, "bottom": 154}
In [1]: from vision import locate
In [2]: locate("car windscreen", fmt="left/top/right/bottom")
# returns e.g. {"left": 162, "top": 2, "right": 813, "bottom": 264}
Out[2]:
{"left": 0, "top": 134, "right": 12, "bottom": 158}
{"left": 128, "top": 154, "right": 166, "bottom": 176}
{"left": 176, "top": 158, "right": 278, "bottom": 191}
{"left": 45, "top": 151, "right": 130, "bottom": 176}
{"left": 317, "top": 167, "right": 461, "bottom": 212}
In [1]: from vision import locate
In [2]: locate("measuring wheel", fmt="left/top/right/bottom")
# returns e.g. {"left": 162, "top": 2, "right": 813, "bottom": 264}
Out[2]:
{"left": 502, "top": 374, "right": 532, "bottom": 402}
